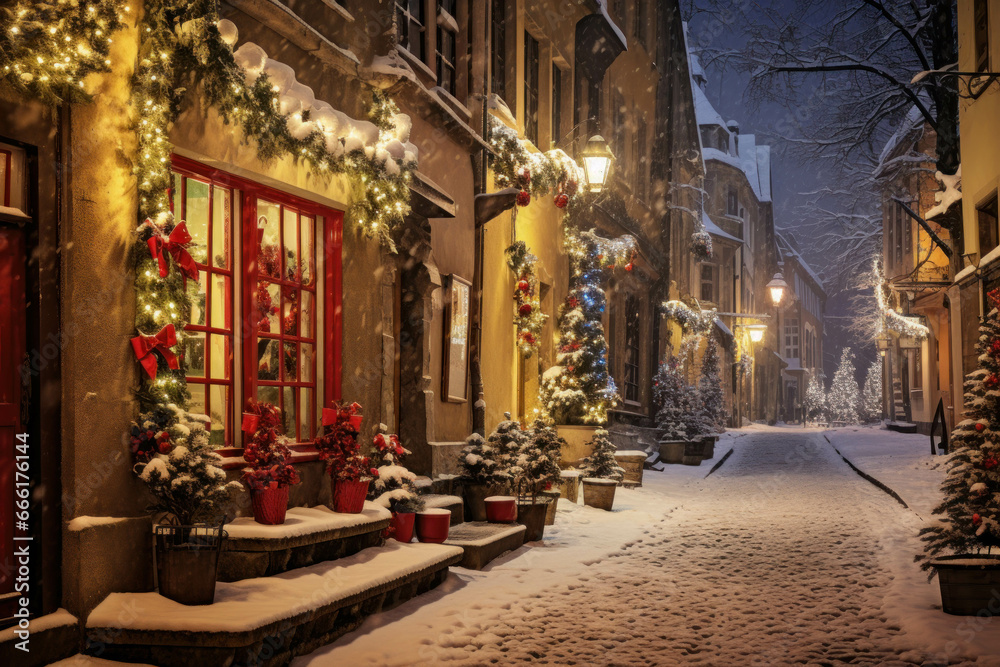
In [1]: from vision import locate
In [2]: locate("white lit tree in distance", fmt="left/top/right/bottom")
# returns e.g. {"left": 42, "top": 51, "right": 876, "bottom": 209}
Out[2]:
{"left": 803, "top": 372, "right": 828, "bottom": 423}
{"left": 860, "top": 360, "right": 883, "bottom": 423}
{"left": 920, "top": 289, "right": 1000, "bottom": 566}
{"left": 828, "top": 348, "right": 860, "bottom": 424}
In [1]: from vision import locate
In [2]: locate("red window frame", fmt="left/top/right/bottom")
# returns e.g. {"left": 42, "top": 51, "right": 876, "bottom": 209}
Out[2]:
{"left": 170, "top": 155, "right": 343, "bottom": 464}
{"left": 0, "top": 149, "right": 11, "bottom": 207}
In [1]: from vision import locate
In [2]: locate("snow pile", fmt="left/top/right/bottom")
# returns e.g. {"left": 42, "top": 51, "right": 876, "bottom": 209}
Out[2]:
{"left": 925, "top": 165, "right": 962, "bottom": 220}
{"left": 66, "top": 516, "right": 129, "bottom": 532}
{"left": 225, "top": 503, "right": 391, "bottom": 540}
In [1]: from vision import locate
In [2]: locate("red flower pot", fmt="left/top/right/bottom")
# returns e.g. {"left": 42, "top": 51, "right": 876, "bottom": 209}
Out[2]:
{"left": 415, "top": 509, "right": 451, "bottom": 543}
{"left": 251, "top": 485, "right": 289, "bottom": 525}
{"left": 484, "top": 496, "right": 517, "bottom": 523}
{"left": 331, "top": 479, "right": 370, "bottom": 513}
{"left": 390, "top": 511, "right": 416, "bottom": 543}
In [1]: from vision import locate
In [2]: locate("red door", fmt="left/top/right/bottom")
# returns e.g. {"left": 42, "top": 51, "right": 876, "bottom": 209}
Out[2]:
{"left": 0, "top": 227, "right": 25, "bottom": 619}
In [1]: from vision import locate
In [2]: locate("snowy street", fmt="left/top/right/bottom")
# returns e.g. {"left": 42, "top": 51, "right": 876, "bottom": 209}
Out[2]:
{"left": 297, "top": 428, "right": 998, "bottom": 667}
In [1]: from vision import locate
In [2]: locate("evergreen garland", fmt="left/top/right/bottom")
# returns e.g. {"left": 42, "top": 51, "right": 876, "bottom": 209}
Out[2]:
{"left": 505, "top": 241, "right": 547, "bottom": 357}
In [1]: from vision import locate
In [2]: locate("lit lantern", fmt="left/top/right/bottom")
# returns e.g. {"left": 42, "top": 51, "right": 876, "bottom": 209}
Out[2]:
{"left": 579, "top": 135, "right": 614, "bottom": 193}
{"left": 746, "top": 324, "right": 766, "bottom": 343}
{"left": 767, "top": 273, "right": 788, "bottom": 306}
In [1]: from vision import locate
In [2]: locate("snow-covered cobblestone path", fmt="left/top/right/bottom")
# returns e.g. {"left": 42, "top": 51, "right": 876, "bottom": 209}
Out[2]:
{"left": 298, "top": 430, "right": 981, "bottom": 666}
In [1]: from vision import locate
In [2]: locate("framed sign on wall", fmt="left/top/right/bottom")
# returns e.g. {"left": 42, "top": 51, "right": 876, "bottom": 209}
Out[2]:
{"left": 442, "top": 274, "right": 471, "bottom": 402}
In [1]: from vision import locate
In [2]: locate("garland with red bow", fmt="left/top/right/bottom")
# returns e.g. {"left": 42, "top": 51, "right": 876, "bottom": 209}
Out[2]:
{"left": 131, "top": 324, "right": 180, "bottom": 380}
{"left": 504, "top": 241, "right": 547, "bottom": 358}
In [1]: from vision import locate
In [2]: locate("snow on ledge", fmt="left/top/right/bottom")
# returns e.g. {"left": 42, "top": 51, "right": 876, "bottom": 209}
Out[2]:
{"left": 86, "top": 542, "right": 463, "bottom": 634}
{"left": 0, "top": 608, "right": 76, "bottom": 642}
{"left": 224, "top": 502, "right": 391, "bottom": 540}
{"left": 67, "top": 516, "right": 130, "bottom": 532}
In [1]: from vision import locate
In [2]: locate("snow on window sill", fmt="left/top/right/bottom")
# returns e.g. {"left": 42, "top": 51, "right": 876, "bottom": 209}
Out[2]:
{"left": 319, "top": 0, "right": 354, "bottom": 22}
{"left": 395, "top": 45, "right": 437, "bottom": 84}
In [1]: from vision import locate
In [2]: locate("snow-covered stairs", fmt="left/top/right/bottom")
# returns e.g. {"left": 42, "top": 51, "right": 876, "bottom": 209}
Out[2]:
{"left": 85, "top": 541, "right": 463, "bottom": 666}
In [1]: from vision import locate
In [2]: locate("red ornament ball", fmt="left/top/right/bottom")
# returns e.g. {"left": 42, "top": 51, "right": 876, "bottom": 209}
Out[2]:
{"left": 518, "top": 303, "right": 533, "bottom": 316}
{"left": 554, "top": 193, "right": 569, "bottom": 209}
{"left": 517, "top": 279, "right": 530, "bottom": 292}
{"left": 973, "top": 513, "right": 982, "bottom": 525}
{"left": 516, "top": 190, "right": 531, "bottom": 207}
{"left": 625, "top": 262, "right": 634, "bottom": 272}
{"left": 976, "top": 422, "right": 986, "bottom": 432}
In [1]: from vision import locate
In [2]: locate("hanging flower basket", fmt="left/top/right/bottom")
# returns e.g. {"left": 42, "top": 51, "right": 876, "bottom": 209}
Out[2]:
{"left": 250, "top": 485, "right": 289, "bottom": 525}
{"left": 331, "top": 479, "right": 370, "bottom": 513}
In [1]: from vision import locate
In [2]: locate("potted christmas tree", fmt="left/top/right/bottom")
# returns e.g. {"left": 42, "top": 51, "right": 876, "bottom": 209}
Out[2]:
{"left": 654, "top": 357, "right": 704, "bottom": 463}
{"left": 514, "top": 420, "right": 564, "bottom": 540}
{"left": 241, "top": 400, "right": 300, "bottom": 525}
{"left": 369, "top": 426, "right": 425, "bottom": 542}
{"left": 314, "top": 402, "right": 379, "bottom": 513}
{"left": 131, "top": 404, "right": 241, "bottom": 605}
{"left": 919, "top": 289, "right": 1000, "bottom": 615}
{"left": 581, "top": 429, "right": 625, "bottom": 511}
{"left": 697, "top": 340, "right": 726, "bottom": 460}
{"left": 457, "top": 422, "right": 514, "bottom": 521}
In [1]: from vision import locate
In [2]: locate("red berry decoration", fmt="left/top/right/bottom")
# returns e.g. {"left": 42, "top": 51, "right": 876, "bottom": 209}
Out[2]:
{"left": 517, "top": 279, "right": 530, "bottom": 292}
{"left": 516, "top": 190, "right": 531, "bottom": 207}
{"left": 985, "top": 456, "right": 998, "bottom": 470}
{"left": 625, "top": 262, "right": 633, "bottom": 272}
{"left": 554, "top": 193, "right": 569, "bottom": 209}
{"left": 990, "top": 339, "right": 1000, "bottom": 356}
{"left": 976, "top": 422, "right": 986, "bottom": 432}
{"left": 986, "top": 374, "right": 1000, "bottom": 389}
{"left": 518, "top": 303, "right": 533, "bottom": 316}
{"left": 973, "top": 513, "right": 982, "bottom": 525}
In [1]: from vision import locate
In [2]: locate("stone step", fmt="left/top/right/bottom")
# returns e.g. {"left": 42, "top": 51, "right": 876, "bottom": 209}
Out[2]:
{"left": 0, "top": 608, "right": 78, "bottom": 667}
{"left": 443, "top": 521, "right": 527, "bottom": 570}
{"left": 422, "top": 494, "right": 464, "bottom": 525}
{"left": 219, "top": 502, "right": 391, "bottom": 582}
{"left": 85, "top": 542, "right": 463, "bottom": 667}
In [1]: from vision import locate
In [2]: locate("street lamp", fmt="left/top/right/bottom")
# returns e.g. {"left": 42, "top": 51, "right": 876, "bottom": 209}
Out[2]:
{"left": 746, "top": 324, "right": 766, "bottom": 343}
{"left": 876, "top": 336, "right": 891, "bottom": 358}
{"left": 767, "top": 273, "right": 788, "bottom": 306}
{"left": 579, "top": 135, "right": 614, "bottom": 193}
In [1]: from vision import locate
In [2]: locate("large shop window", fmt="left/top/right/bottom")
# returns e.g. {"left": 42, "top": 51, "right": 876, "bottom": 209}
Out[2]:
{"left": 170, "top": 156, "right": 342, "bottom": 452}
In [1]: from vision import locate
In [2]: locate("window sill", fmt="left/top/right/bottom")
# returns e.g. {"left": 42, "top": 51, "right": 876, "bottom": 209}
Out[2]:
{"left": 395, "top": 45, "right": 437, "bottom": 85}
{"left": 319, "top": 0, "right": 354, "bottom": 22}
{"left": 218, "top": 444, "right": 322, "bottom": 470}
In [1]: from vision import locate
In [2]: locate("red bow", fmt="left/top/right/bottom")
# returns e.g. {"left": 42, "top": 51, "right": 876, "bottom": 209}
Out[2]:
{"left": 146, "top": 219, "right": 200, "bottom": 285}
{"left": 242, "top": 413, "right": 259, "bottom": 434}
{"left": 322, "top": 408, "right": 338, "bottom": 426}
{"left": 131, "top": 324, "right": 179, "bottom": 380}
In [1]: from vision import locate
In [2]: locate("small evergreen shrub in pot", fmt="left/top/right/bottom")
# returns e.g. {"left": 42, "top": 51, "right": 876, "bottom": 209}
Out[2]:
{"left": 131, "top": 404, "right": 241, "bottom": 605}
{"left": 369, "top": 427, "right": 425, "bottom": 542}
{"left": 457, "top": 421, "right": 515, "bottom": 521}
{"left": 513, "top": 420, "right": 564, "bottom": 540}
{"left": 581, "top": 429, "right": 625, "bottom": 511}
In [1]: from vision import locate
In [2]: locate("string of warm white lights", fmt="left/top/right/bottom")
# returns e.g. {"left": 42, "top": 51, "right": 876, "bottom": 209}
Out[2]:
{"left": 873, "top": 259, "right": 930, "bottom": 340}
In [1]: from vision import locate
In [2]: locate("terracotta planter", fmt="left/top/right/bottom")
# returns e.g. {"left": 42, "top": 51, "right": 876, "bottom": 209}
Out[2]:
{"left": 931, "top": 555, "right": 1000, "bottom": 615}
{"left": 416, "top": 508, "right": 451, "bottom": 543}
{"left": 484, "top": 496, "right": 517, "bottom": 523}
{"left": 517, "top": 501, "right": 548, "bottom": 542}
{"left": 463, "top": 483, "right": 504, "bottom": 521}
{"left": 390, "top": 511, "right": 415, "bottom": 543}
{"left": 250, "top": 485, "right": 289, "bottom": 525}
{"left": 154, "top": 524, "right": 224, "bottom": 605}
{"left": 331, "top": 479, "right": 370, "bottom": 513}
{"left": 582, "top": 478, "right": 617, "bottom": 511}
{"left": 542, "top": 490, "right": 561, "bottom": 525}
{"left": 658, "top": 440, "right": 686, "bottom": 464}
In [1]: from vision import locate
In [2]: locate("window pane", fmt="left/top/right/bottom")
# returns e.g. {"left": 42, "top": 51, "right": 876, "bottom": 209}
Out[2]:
{"left": 208, "top": 384, "right": 228, "bottom": 447}
{"left": 210, "top": 274, "right": 230, "bottom": 329}
{"left": 283, "top": 342, "right": 299, "bottom": 381}
{"left": 283, "top": 291, "right": 300, "bottom": 337}
{"left": 283, "top": 386, "right": 297, "bottom": 438}
{"left": 187, "top": 277, "right": 207, "bottom": 326}
{"left": 257, "top": 384, "right": 279, "bottom": 406}
{"left": 299, "top": 387, "right": 313, "bottom": 440}
{"left": 283, "top": 207, "right": 299, "bottom": 281}
{"left": 185, "top": 332, "right": 206, "bottom": 378}
{"left": 300, "top": 343, "right": 314, "bottom": 383}
{"left": 257, "top": 199, "right": 281, "bottom": 278}
{"left": 258, "top": 282, "right": 280, "bottom": 333}
{"left": 300, "top": 215, "right": 314, "bottom": 285}
{"left": 185, "top": 178, "right": 210, "bottom": 265}
{"left": 257, "top": 339, "right": 280, "bottom": 380}
{"left": 210, "top": 334, "right": 230, "bottom": 380}
{"left": 189, "top": 383, "right": 206, "bottom": 418}
{"left": 212, "top": 185, "right": 231, "bottom": 269}
{"left": 300, "top": 291, "right": 314, "bottom": 337}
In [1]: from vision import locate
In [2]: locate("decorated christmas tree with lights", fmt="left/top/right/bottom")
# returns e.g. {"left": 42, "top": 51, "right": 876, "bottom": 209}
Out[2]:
{"left": 920, "top": 289, "right": 1000, "bottom": 566}
{"left": 828, "top": 348, "right": 860, "bottom": 424}
{"left": 860, "top": 360, "right": 883, "bottom": 423}
{"left": 803, "top": 372, "right": 828, "bottom": 423}
{"left": 540, "top": 229, "right": 635, "bottom": 424}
